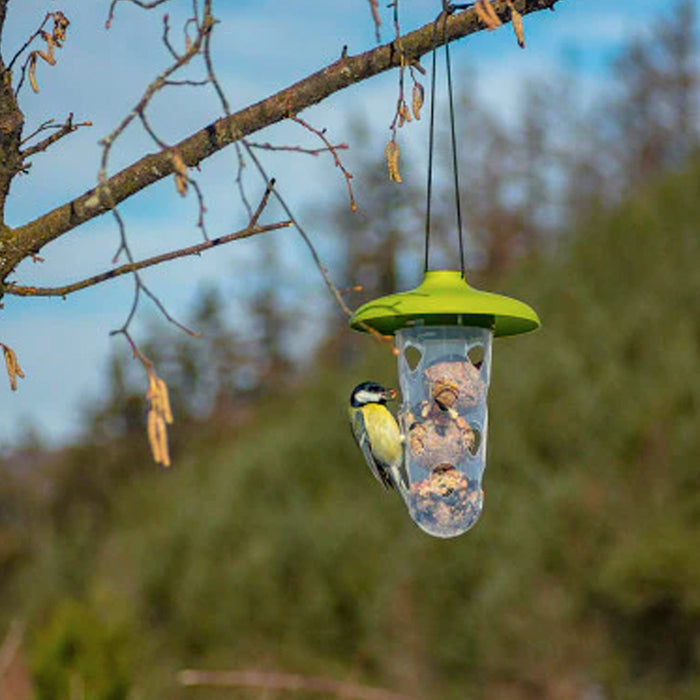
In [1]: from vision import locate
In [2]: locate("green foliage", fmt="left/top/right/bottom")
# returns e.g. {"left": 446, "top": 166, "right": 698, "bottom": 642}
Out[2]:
{"left": 30, "top": 599, "right": 132, "bottom": 700}
{"left": 3, "top": 159, "right": 697, "bottom": 699}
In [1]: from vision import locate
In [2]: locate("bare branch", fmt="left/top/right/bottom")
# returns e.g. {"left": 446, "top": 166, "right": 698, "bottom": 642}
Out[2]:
{"left": 188, "top": 178, "right": 209, "bottom": 240}
{"left": 200, "top": 3, "right": 231, "bottom": 116}
{"left": 12, "top": 12, "right": 70, "bottom": 95}
{"left": 106, "top": 0, "right": 171, "bottom": 29}
{"left": 248, "top": 141, "right": 349, "bottom": 157}
{"left": 0, "top": 2, "right": 9, "bottom": 50}
{"left": 248, "top": 179, "right": 276, "bottom": 228}
{"left": 291, "top": 116, "right": 357, "bottom": 211}
{"left": 4, "top": 221, "right": 290, "bottom": 298}
{"left": 178, "top": 669, "right": 421, "bottom": 700}
{"left": 0, "top": 0, "right": 563, "bottom": 284}
{"left": 242, "top": 140, "right": 355, "bottom": 319}
{"left": 367, "top": 0, "right": 382, "bottom": 42}
{"left": 5, "top": 12, "right": 52, "bottom": 73}
{"left": 20, "top": 114, "right": 92, "bottom": 160}
{"left": 140, "top": 281, "right": 199, "bottom": 338}
{"left": 234, "top": 142, "right": 253, "bottom": 220}
{"left": 97, "top": 5, "right": 213, "bottom": 196}
{"left": 160, "top": 12, "right": 180, "bottom": 60}
{"left": 240, "top": 142, "right": 392, "bottom": 348}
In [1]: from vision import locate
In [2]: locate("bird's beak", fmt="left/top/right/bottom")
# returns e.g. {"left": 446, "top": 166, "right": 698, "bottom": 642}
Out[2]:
{"left": 383, "top": 388, "right": 397, "bottom": 401}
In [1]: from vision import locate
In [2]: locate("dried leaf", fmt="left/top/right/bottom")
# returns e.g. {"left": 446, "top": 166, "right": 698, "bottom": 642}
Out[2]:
{"left": 147, "top": 410, "right": 162, "bottom": 464}
{"left": 482, "top": 0, "right": 503, "bottom": 26}
{"left": 24, "top": 13, "right": 70, "bottom": 94}
{"left": 38, "top": 32, "right": 56, "bottom": 65}
{"left": 1, "top": 343, "right": 25, "bottom": 392}
{"left": 385, "top": 139, "right": 403, "bottom": 183}
{"left": 412, "top": 82, "right": 424, "bottom": 120}
{"left": 474, "top": 0, "right": 502, "bottom": 30}
{"left": 145, "top": 368, "right": 173, "bottom": 467}
{"left": 398, "top": 101, "right": 412, "bottom": 127}
{"left": 53, "top": 11, "right": 70, "bottom": 45}
{"left": 368, "top": 0, "right": 381, "bottom": 35}
{"left": 156, "top": 376, "right": 173, "bottom": 424}
{"left": 506, "top": 0, "right": 526, "bottom": 48}
{"left": 174, "top": 175, "right": 188, "bottom": 196}
{"left": 171, "top": 150, "right": 188, "bottom": 196}
{"left": 157, "top": 420, "right": 171, "bottom": 467}
{"left": 28, "top": 53, "right": 39, "bottom": 93}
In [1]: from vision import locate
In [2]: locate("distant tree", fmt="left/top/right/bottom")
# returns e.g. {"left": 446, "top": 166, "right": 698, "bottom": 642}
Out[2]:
{"left": 610, "top": 0, "right": 698, "bottom": 191}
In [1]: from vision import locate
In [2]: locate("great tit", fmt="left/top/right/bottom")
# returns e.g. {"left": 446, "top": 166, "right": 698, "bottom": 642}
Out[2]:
{"left": 349, "top": 381, "right": 404, "bottom": 490}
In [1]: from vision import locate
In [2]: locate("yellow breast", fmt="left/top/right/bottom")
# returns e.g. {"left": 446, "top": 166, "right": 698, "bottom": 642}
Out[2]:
{"left": 362, "top": 403, "right": 402, "bottom": 466}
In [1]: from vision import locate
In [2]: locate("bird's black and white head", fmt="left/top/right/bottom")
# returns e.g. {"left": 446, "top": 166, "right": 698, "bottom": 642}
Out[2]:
{"left": 350, "top": 381, "right": 397, "bottom": 408}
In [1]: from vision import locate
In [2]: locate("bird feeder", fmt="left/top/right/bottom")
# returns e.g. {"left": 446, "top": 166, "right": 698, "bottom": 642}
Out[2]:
{"left": 350, "top": 270, "right": 540, "bottom": 538}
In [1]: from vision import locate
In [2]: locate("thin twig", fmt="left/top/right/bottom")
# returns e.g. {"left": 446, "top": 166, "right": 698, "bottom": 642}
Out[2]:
{"left": 110, "top": 204, "right": 130, "bottom": 264}
{"left": 240, "top": 140, "right": 392, "bottom": 346}
{"left": 137, "top": 109, "right": 210, "bottom": 239}
{"left": 163, "top": 78, "right": 210, "bottom": 87}
{"left": 234, "top": 142, "right": 253, "bottom": 220}
{"left": 137, "top": 109, "right": 168, "bottom": 149}
{"left": 161, "top": 12, "right": 180, "bottom": 60}
{"left": 106, "top": 0, "right": 170, "bottom": 29}
{"left": 5, "top": 221, "right": 290, "bottom": 298}
{"left": 142, "top": 283, "right": 200, "bottom": 337}
{"left": 98, "top": 3, "right": 213, "bottom": 198}
{"left": 291, "top": 116, "right": 357, "bottom": 211}
{"left": 19, "top": 118, "right": 56, "bottom": 145}
{"left": 178, "top": 669, "right": 421, "bottom": 700}
{"left": 201, "top": 5, "right": 230, "bottom": 115}
{"left": 368, "top": 0, "right": 382, "bottom": 42}
{"left": 21, "top": 114, "right": 92, "bottom": 159}
{"left": 6, "top": 12, "right": 51, "bottom": 72}
{"left": 241, "top": 139, "right": 354, "bottom": 318}
{"left": 248, "top": 141, "right": 348, "bottom": 157}
{"left": 188, "top": 178, "right": 209, "bottom": 240}
{"left": 249, "top": 179, "right": 276, "bottom": 228}
{"left": 92, "top": 2, "right": 216, "bottom": 345}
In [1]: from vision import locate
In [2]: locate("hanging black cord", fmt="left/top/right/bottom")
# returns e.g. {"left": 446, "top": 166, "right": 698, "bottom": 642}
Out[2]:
{"left": 423, "top": 16, "right": 440, "bottom": 273}
{"left": 444, "top": 19, "right": 466, "bottom": 277}
{"left": 423, "top": 3, "right": 467, "bottom": 276}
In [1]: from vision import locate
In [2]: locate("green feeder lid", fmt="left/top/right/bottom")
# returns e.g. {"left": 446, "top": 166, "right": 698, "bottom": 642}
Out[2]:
{"left": 350, "top": 270, "right": 541, "bottom": 337}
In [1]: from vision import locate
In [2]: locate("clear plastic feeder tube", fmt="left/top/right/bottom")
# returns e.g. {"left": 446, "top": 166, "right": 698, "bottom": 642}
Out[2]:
{"left": 395, "top": 325, "right": 493, "bottom": 538}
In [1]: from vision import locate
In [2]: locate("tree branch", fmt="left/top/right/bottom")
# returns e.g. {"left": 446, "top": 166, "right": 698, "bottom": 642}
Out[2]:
{"left": 4, "top": 220, "right": 290, "bottom": 298}
{"left": 20, "top": 114, "right": 92, "bottom": 159}
{"left": 0, "top": 0, "right": 562, "bottom": 284}
{"left": 0, "top": 2, "right": 9, "bottom": 51}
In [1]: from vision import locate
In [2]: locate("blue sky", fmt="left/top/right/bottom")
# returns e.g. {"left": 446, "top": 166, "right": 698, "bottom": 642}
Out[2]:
{"left": 0, "top": 0, "right": 692, "bottom": 447}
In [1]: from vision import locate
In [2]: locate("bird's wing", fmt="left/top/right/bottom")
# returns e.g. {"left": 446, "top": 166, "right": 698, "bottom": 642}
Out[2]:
{"left": 350, "top": 409, "right": 395, "bottom": 490}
